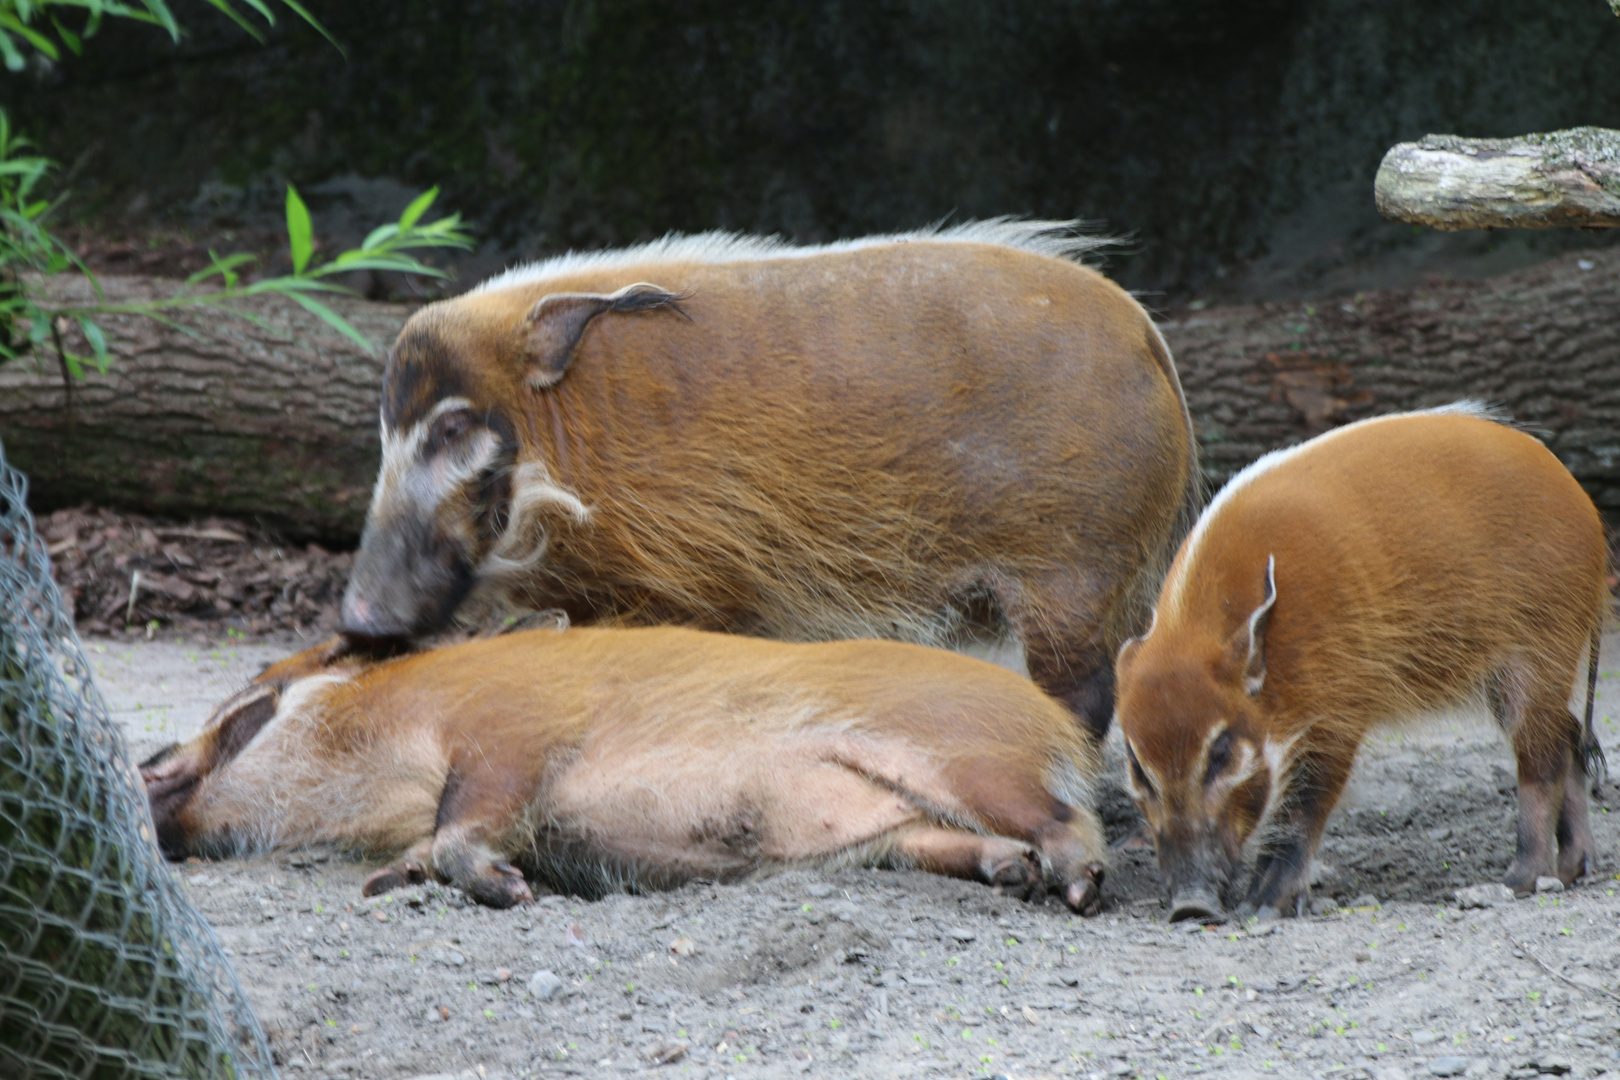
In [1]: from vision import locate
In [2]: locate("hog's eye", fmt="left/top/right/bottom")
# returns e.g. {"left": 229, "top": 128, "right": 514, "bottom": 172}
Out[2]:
{"left": 429, "top": 409, "right": 473, "bottom": 452}
{"left": 1204, "top": 729, "right": 1234, "bottom": 785}
{"left": 1126, "top": 743, "right": 1156, "bottom": 800}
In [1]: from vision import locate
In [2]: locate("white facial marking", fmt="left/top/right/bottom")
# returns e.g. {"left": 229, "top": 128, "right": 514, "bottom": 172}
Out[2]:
{"left": 370, "top": 396, "right": 504, "bottom": 525}
{"left": 1201, "top": 724, "right": 1265, "bottom": 806}
{"left": 1125, "top": 738, "right": 1164, "bottom": 801}
{"left": 1257, "top": 731, "right": 1302, "bottom": 822}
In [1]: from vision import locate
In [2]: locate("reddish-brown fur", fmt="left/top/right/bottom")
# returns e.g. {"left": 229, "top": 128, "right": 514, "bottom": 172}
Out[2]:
{"left": 1114, "top": 406, "right": 1610, "bottom": 921}
{"left": 141, "top": 627, "right": 1108, "bottom": 912}
{"left": 340, "top": 224, "right": 1198, "bottom": 744}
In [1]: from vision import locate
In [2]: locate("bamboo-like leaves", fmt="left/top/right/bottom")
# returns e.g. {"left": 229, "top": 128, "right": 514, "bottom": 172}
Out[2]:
{"left": 285, "top": 185, "right": 313, "bottom": 274}
{"left": 0, "top": 2, "right": 442, "bottom": 373}
{"left": 8, "top": 177, "right": 473, "bottom": 368}
{"left": 0, "top": 0, "right": 341, "bottom": 65}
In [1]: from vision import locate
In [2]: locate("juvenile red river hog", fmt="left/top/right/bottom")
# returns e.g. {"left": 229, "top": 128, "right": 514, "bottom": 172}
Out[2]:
{"left": 1114, "top": 405, "right": 1610, "bottom": 922}
{"left": 338, "top": 221, "right": 1198, "bottom": 742}
{"left": 140, "top": 627, "right": 1108, "bottom": 912}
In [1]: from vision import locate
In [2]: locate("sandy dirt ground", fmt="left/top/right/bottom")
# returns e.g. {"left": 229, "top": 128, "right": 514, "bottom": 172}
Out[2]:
{"left": 93, "top": 631, "right": 1620, "bottom": 1080}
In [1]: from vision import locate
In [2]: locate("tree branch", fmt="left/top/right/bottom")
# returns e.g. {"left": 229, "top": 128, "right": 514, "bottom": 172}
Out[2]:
{"left": 1375, "top": 127, "right": 1620, "bottom": 230}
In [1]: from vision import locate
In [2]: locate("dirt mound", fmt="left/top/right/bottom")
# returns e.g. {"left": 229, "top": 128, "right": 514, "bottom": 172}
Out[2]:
{"left": 40, "top": 505, "right": 350, "bottom": 639}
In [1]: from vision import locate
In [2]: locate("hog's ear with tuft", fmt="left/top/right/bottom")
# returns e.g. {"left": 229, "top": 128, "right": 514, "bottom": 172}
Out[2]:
{"left": 521, "top": 282, "right": 686, "bottom": 389}
{"left": 1235, "top": 554, "right": 1277, "bottom": 696}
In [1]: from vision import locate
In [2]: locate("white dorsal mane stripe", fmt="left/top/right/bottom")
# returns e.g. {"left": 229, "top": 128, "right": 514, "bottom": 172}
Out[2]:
{"left": 472, "top": 219, "right": 1114, "bottom": 296}
{"left": 1163, "top": 402, "right": 1498, "bottom": 613}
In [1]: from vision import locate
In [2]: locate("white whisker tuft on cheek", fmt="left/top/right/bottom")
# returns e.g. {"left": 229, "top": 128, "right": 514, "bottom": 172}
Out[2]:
{"left": 480, "top": 460, "right": 591, "bottom": 581}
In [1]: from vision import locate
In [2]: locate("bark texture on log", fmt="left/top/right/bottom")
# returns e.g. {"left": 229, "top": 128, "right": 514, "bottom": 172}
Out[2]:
{"left": 0, "top": 276, "right": 405, "bottom": 542}
{"left": 1, "top": 250, "right": 1618, "bottom": 542}
{"left": 1375, "top": 128, "right": 1620, "bottom": 230}
{"left": 1166, "top": 247, "right": 1620, "bottom": 516}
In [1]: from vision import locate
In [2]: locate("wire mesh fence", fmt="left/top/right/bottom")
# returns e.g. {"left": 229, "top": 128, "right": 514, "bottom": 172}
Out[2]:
{"left": 0, "top": 438, "right": 276, "bottom": 1079}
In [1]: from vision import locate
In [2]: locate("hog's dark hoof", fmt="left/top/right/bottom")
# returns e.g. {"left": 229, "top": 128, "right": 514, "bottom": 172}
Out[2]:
{"left": 1169, "top": 889, "right": 1227, "bottom": 924}
{"left": 362, "top": 860, "right": 428, "bottom": 897}
{"left": 987, "top": 851, "right": 1045, "bottom": 902}
{"left": 1235, "top": 902, "right": 1284, "bottom": 923}
{"left": 465, "top": 861, "right": 536, "bottom": 909}
{"left": 1502, "top": 863, "right": 1545, "bottom": 898}
{"left": 1064, "top": 862, "right": 1106, "bottom": 916}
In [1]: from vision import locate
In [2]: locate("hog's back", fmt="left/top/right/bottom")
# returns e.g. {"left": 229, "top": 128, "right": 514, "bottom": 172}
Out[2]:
{"left": 513, "top": 242, "right": 1194, "bottom": 635}
{"left": 571, "top": 244, "right": 1183, "bottom": 523}
{"left": 1182, "top": 410, "right": 1606, "bottom": 716}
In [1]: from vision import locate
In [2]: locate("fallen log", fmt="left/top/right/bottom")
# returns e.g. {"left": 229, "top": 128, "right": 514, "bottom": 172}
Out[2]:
{"left": 0, "top": 275, "right": 404, "bottom": 542}
{"left": 1, "top": 250, "right": 1617, "bottom": 544}
{"left": 1168, "top": 246, "right": 1620, "bottom": 517}
{"left": 1375, "top": 127, "right": 1620, "bottom": 230}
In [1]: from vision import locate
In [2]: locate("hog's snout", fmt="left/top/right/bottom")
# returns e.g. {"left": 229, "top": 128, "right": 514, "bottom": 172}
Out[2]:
{"left": 140, "top": 746, "right": 200, "bottom": 860}
{"left": 1155, "top": 830, "right": 1238, "bottom": 924}
{"left": 341, "top": 515, "right": 475, "bottom": 639}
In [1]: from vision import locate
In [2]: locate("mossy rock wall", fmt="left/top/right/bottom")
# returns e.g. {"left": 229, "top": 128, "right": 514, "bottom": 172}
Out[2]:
{"left": 5, "top": 1, "right": 1620, "bottom": 295}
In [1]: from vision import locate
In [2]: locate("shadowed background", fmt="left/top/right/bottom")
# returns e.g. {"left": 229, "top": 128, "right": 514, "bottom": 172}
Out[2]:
{"left": 5, "top": 0, "right": 1619, "bottom": 300}
{"left": 1, "top": 0, "right": 1618, "bottom": 545}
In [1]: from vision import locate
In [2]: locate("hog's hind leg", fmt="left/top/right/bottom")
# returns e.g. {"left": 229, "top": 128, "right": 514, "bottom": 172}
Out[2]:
{"left": 936, "top": 760, "right": 1107, "bottom": 915}
{"left": 994, "top": 568, "right": 1119, "bottom": 744}
{"left": 1555, "top": 744, "right": 1595, "bottom": 886}
{"left": 1497, "top": 682, "right": 1584, "bottom": 895}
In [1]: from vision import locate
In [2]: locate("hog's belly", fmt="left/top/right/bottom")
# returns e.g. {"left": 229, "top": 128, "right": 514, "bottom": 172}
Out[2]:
{"left": 543, "top": 731, "right": 942, "bottom": 874}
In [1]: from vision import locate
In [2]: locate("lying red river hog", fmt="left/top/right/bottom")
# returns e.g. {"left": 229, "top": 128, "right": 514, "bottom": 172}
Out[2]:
{"left": 140, "top": 627, "right": 1108, "bottom": 912}
{"left": 1114, "top": 405, "right": 1610, "bottom": 922}
{"left": 337, "top": 221, "right": 1198, "bottom": 742}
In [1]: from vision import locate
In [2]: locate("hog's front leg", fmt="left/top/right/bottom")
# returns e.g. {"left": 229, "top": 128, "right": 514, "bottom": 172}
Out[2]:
{"left": 1238, "top": 745, "right": 1355, "bottom": 920}
{"left": 361, "top": 832, "right": 535, "bottom": 907}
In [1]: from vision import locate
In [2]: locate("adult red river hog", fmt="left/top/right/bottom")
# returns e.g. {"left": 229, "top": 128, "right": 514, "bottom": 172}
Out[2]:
{"left": 140, "top": 626, "right": 1108, "bottom": 912}
{"left": 1114, "top": 405, "right": 1610, "bottom": 922}
{"left": 337, "top": 221, "right": 1198, "bottom": 741}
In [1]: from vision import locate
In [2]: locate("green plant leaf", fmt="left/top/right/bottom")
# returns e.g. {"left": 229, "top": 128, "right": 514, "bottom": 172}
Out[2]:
{"left": 50, "top": 16, "right": 81, "bottom": 55}
{"left": 77, "top": 317, "right": 110, "bottom": 372}
{"left": 0, "top": 26, "right": 27, "bottom": 70}
{"left": 197, "top": 0, "right": 266, "bottom": 41}
{"left": 398, "top": 187, "right": 438, "bottom": 230}
{"left": 0, "top": 14, "right": 61, "bottom": 60}
{"left": 186, "top": 250, "right": 256, "bottom": 287}
{"left": 245, "top": 275, "right": 351, "bottom": 295}
{"left": 131, "top": 0, "right": 181, "bottom": 39}
{"left": 285, "top": 184, "right": 313, "bottom": 275}
{"left": 274, "top": 0, "right": 344, "bottom": 54}
{"left": 284, "top": 291, "right": 374, "bottom": 351}
{"left": 316, "top": 253, "right": 445, "bottom": 278}
{"left": 360, "top": 222, "right": 399, "bottom": 250}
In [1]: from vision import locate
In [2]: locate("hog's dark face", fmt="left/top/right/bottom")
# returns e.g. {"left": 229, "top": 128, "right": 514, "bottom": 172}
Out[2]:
{"left": 341, "top": 321, "right": 519, "bottom": 641}
{"left": 139, "top": 682, "right": 285, "bottom": 859}
{"left": 341, "top": 284, "right": 683, "bottom": 641}
{"left": 1115, "top": 653, "right": 1275, "bottom": 923}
